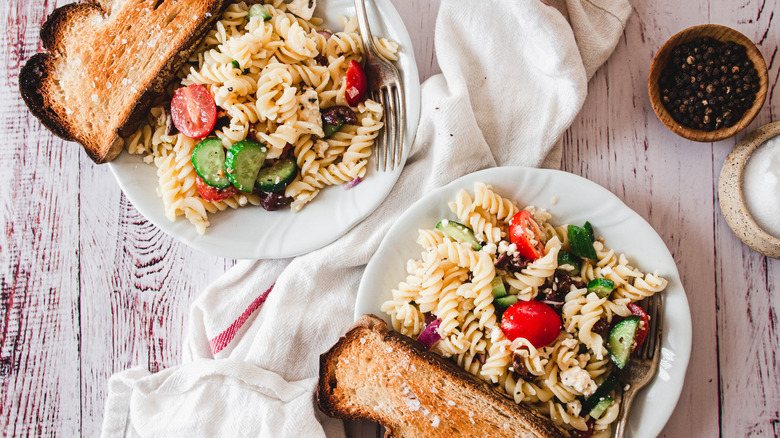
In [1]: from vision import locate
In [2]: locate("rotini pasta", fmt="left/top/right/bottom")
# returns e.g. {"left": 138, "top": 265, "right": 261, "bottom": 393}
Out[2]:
{"left": 123, "top": 1, "right": 399, "bottom": 233}
{"left": 382, "top": 182, "right": 668, "bottom": 435}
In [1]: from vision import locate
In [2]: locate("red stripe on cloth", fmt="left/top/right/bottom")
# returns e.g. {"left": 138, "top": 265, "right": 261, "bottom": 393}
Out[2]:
{"left": 209, "top": 284, "right": 274, "bottom": 355}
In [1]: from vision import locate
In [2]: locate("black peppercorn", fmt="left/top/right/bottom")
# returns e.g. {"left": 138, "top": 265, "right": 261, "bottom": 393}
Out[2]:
{"left": 658, "top": 37, "right": 759, "bottom": 131}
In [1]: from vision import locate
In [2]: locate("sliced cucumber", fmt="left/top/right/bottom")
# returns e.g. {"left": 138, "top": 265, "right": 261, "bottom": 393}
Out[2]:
{"left": 495, "top": 294, "right": 518, "bottom": 308}
{"left": 256, "top": 157, "right": 298, "bottom": 192}
{"left": 589, "top": 396, "right": 613, "bottom": 420}
{"left": 323, "top": 120, "right": 343, "bottom": 138}
{"left": 557, "top": 251, "right": 582, "bottom": 276}
{"left": 608, "top": 316, "right": 640, "bottom": 369}
{"left": 436, "top": 220, "right": 481, "bottom": 251}
{"left": 192, "top": 138, "right": 230, "bottom": 188}
{"left": 491, "top": 277, "right": 507, "bottom": 298}
{"left": 582, "top": 374, "right": 619, "bottom": 412}
{"left": 248, "top": 4, "right": 272, "bottom": 20}
{"left": 587, "top": 278, "right": 615, "bottom": 299}
{"left": 584, "top": 221, "right": 595, "bottom": 242}
{"left": 231, "top": 60, "right": 240, "bottom": 69}
{"left": 494, "top": 294, "right": 518, "bottom": 321}
{"left": 225, "top": 140, "right": 267, "bottom": 193}
{"left": 568, "top": 225, "right": 597, "bottom": 260}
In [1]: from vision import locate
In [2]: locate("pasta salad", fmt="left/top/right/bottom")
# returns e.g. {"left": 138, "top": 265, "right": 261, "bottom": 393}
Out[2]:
{"left": 124, "top": 0, "right": 399, "bottom": 234}
{"left": 381, "top": 182, "right": 668, "bottom": 437}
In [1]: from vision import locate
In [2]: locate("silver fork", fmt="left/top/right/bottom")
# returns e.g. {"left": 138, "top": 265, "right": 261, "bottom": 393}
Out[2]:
{"left": 354, "top": 0, "right": 405, "bottom": 171}
{"left": 615, "top": 293, "right": 664, "bottom": 438}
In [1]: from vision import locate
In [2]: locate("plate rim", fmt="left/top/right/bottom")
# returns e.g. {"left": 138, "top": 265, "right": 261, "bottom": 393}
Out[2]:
{"left": 107, "top": 0, "right": 421, "bottom": 259}
{"left": 356, "top": 166, "right": 693, "bottom": 438}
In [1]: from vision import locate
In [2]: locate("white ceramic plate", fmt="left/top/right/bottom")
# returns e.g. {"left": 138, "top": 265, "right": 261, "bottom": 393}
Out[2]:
{"left": 109, "top": 0, "right": 421, "bottom": 259}
{"left": 356, "top": 166, "right": 692, "bottom": 438}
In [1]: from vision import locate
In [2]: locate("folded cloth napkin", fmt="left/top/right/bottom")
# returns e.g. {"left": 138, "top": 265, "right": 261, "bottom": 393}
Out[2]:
{"left": 102, "top": 0, "right": 630, "bottom": 436}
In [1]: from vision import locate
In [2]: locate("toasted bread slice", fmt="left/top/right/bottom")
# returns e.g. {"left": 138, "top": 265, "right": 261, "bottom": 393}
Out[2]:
{"left": 19, "top": 0, "right": 227, "bottom": 163}
{"left": 317, "top": 314, "right": 567, "bottom": 438}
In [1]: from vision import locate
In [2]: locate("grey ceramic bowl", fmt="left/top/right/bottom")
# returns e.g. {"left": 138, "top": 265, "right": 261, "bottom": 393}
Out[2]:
{"left": 718, "top": 121, "right": 780, "bottom": 259}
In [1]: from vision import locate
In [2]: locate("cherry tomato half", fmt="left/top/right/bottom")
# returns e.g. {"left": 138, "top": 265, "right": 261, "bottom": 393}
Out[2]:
{"left": 500, "top": 300, "right": 561, "bottom": 348}
{"left": 345, "top": 60, "right": 367, "bottom": 106}
{"left": 171, "top": 84, "right": 217, "bottom": 139}
{"left": 508, "top": 210, "right": 545, "bottom": 261}
{"left": 627, "top": 303, "right": 650, "bottom": 353}
{"left": 196, "top": 175, "right": 238, "bottom": 202}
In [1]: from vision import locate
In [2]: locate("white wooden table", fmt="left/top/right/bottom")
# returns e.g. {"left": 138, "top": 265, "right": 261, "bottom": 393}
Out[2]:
{"left": 1, "top": 0, "right": 778, "bottom": 436}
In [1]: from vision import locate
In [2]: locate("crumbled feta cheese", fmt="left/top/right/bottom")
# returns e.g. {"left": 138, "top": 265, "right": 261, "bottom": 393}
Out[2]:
{"left": 560, "top": 367, "right": 597, "bottom": 396}
{"left": 561, "top": 338, "right": 578, "bottom": 350}
{"left": 567, "top": 399, "right": 583, "bottom": 417}
{"left": 313, "top": 140, "right": 328, "bottom": 158}
{"left": 482, "top": 242, "right": 497, "bottom": 254}
{"left": 498, "top": 241, "right": 519, "bottom": 257}
{"left": 286, "top": 0, "right": 316, "bottom": 20}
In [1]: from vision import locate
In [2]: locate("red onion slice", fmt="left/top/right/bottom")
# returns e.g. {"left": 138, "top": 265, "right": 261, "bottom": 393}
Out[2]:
{"left": 344, "top": 177, "right": 362, "bottom": 190}
{"left": 317, "top": 30, "right": 333, "bottom": 39}
{"left": 416, "top": 318, "right": 442, "bottom": 350}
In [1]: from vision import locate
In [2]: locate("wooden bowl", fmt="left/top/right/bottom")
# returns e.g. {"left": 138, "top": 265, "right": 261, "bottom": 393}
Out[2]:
{"left": 648, "top": 24, "right": 768, "bottom": 142}
{"left": 718, "top": 122, "right": 780, "bottom": 259}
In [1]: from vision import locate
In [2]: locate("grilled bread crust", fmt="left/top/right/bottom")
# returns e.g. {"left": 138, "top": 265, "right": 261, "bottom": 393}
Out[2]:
{"left": 19, "top": 0, "right": 227, "bottom": 163}
{"left": 317, "top": 314, "right": 567, "bottom": 438}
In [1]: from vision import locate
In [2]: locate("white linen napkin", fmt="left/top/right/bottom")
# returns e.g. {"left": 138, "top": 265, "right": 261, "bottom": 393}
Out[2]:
{"left": 102, "top": 0, "right": 630, "bottom": 436}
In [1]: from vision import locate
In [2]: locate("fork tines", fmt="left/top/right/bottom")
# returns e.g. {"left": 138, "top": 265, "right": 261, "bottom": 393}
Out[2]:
{"left": 639, "top": 294, "right": 663, "bottom": 360}
{"left": 374, "top": 85, "right": 403, "bottom": 171}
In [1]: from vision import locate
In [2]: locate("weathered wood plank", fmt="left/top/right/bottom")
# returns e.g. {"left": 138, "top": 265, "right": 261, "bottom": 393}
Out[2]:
{"left": 77, "top": 159, "right": 238, "bottom": 436}
{"left": 712, "top": 1, "right": 780, "bottom": 435}
{"left": 391, "top": 0, "right": 441, "bottom": 80}
{"left": 0, "top": 0, "right": 82, "bottom": 435}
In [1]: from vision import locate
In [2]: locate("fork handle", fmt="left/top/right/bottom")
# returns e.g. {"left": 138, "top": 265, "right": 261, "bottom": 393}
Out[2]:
{"left": 615, "top": 386, "right": 639, "bottom": 438}
{"left": 353, "top": 0, "right": 377, "bottom": 57}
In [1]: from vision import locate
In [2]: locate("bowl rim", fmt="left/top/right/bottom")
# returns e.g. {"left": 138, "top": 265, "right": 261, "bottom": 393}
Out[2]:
{"left": 648, "top": 24, "right": 768, "bottom": 142}
{"left": 718, "top": 121, "right": 780, "bottom": 259}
